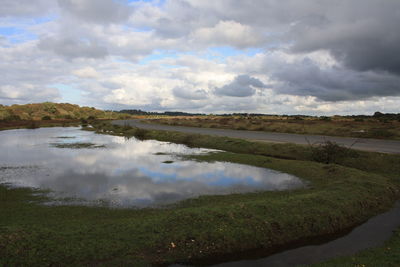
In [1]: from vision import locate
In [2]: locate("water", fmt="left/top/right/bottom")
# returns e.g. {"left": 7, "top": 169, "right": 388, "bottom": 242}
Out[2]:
{"left": 0, "top": 127, "right": 304, "bottom": 207}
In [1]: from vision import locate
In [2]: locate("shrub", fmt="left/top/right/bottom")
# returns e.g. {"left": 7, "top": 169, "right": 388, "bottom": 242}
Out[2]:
{"left": 368, "top": 129, "right": 395, "bottom": 138}
{"left": 63, "top": 115, "right": 74, "bottom": 120}
{"left": 3, "top": 114, "right": 21, "bottom": 121}
{"left": 319, "top": 116, "right": 331, "bottom": 121}
{"left": 310, "top": 141, "right": 358, "bottom": 164}
{"left": 133, "top": 128, "right": 149, "bottom": 140}
{"left": 42, "top": 115, "right": 52, "bottom": 120}
{"left": 181, "top": 134, "right": 197, "bottom": 147}
{"left": 26, "top": 121, "right": 39, "bottom": 129}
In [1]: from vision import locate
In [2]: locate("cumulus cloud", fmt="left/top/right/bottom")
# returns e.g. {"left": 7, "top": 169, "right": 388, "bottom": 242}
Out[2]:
{"left": 1, "top": 0, "right": 400, "bottom": 115}
{"left": 172, "top": 87, "right": 208, "bottom": 100}
{"left": 0, "top": 84, "right": 60, "bottom": 104}
{"left": 270, "top": 59, "right": 400, "bottom": 101}
{"left": 192, "top": 20, "right": 262, "bottom": 48}
{"left": 289, "top": 0, "right": 400, "bottom": 75}
{"left": 58, "top": 0, "right": 133, "bottom": 24}
{"left": 72, "top": 66, "right": 99, "bottom": 78}
{"left": 215, "top": 75, "right": 266, "bottom": 97}
{"left": 0, "top": 0, "right": 56, "bottom": 17}
{"left": 38, "top": 37, "right": 108, "bottom": 59}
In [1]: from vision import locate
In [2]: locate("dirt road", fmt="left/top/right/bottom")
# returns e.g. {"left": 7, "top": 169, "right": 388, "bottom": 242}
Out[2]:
{"left": 113, "top": 120, "right": 400, "bottom": 154}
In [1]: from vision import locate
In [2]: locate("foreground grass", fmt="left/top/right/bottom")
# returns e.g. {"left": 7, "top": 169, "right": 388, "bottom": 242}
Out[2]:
{"left": 145, "top": 115, "right": 400, "bottom": 140}
{"left": 1, "top": 123, "right": 400, "bottom": 266}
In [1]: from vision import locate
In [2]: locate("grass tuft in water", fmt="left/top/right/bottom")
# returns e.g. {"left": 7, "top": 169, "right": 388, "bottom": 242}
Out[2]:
{"left": 50, "top": 142, "right": 106, "bottom": 149}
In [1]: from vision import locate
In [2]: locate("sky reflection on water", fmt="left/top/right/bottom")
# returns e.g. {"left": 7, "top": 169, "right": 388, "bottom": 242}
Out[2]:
{"left": 0, "top": 127, "right": 304, "bottom": 207}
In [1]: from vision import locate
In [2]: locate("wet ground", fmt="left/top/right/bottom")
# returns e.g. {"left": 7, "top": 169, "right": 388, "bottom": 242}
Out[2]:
{"left": 0, "top": 127, "right": 304, "bottom": 207}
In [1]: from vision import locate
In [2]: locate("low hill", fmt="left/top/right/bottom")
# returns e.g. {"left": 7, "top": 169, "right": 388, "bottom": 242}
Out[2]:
{"left": 0, "top": 102, "right": 130, "bottom": 121}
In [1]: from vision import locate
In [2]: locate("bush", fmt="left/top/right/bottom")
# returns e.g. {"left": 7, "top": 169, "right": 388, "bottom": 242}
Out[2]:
{"left": 42, "top": 115, "right": 52, "bottom": 120}
{"left": 368, "top": 129, "right": 395, "bottom": 138}
{"left": 319, "top": 116, "right": 331, "bottom": 121}
{"left": 133, "top": 128, "right": 149, "bottom": 140}
{"left": 63, "top": 115, "right": 74, "bottom": 120}
{"left": 4, "top": 114, "right": 21, "bottom": 121}
{"left": 310, "top": 141, "right": 358, "bottom": 164}
{"left": 26, "top": 121, "right": 39, "bottom": 129}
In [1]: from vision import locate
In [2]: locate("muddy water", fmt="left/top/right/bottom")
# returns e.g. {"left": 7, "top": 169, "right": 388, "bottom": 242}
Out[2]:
{"left": 0, "top": 127, "right": 304, "bottom": 207}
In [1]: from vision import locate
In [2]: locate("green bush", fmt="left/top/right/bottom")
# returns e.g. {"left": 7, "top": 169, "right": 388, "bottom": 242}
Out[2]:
{"left": 133, "top": 128, "right": 149, "bottom": 140}
{"left": 310, "top": 141, "right": 359, "bottom": 164}
{"left": 41, "top": 115, "right": 52, "bottom": 120}
{"left": 3, "top": 114, "right": 21, "bottom": 121}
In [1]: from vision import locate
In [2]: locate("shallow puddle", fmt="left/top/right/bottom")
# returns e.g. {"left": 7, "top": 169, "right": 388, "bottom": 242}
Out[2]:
{"left": 0, "top": 127, "right": 304, "bottom": 207}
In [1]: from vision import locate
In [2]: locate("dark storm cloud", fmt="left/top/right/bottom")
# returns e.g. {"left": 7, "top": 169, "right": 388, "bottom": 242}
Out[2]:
{"left": 38, "top": 37, "right": 108, "bottom": 59}
{"left": 58, "top": 0, "right": 133, "bottom": 24}
{"left": 215, "top": 75, "right": 266, "bottom": 97}
{"left": 270, "top": 59, "right": 400, "bottom": 101}
{"left": 288, "top": 0, "right": 400, "bottom": 75}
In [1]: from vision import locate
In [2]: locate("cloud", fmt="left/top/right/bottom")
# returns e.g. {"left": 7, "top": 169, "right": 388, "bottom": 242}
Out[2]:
{"left": 172, "top": 87, "right": 207, "bottom": 100}
{"left": 287, "top": 1, "right": 400, "bottom": 75}
{"left": 38, "top": 37, "right": 108, "bottom": 59}
{"left": 0, "top": 0, "right": 55, "bottom": 17}
{"left": 72, "top": 67, "right": 99, "bottom": 78}
{"left": 0, "top": 84, "right": 60, "bottom": 104}
{"left": 1, "top": 0, "right": 400, "bottom": 115}
{"left": 257, "top": 54, "right": 400, "bottom": 102}
{"left": 58, "top": 0, "right": 133, "bottom": 24}
{"left": 215, "top": 75, "right": 266, "bottom": 97}
{"left": 192, "top": 20, "right": 262, "bottom": 48}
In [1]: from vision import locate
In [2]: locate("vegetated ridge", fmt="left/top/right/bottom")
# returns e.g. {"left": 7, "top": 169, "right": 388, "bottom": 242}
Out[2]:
{"left": 0, "top": 102, "right": 130, "bottom": 121}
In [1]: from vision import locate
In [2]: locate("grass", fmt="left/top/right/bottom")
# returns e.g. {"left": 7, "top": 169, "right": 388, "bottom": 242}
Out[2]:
{"left": 1, "top": 122, "right": 400, "bottom": 266}
{"left": 50, "top": 142, "right": 106, "bottom": 149}
{"left": 145, "top": 115, "right": 400, "bottom": 140}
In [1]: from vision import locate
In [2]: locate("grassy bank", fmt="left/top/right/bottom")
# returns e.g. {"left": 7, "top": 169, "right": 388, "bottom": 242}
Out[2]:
{"left": 0, "top": 102, "right": 131, "bottom": 121}
{"left": 1, "top": 123, "right": 400, "bottom": 266}
{"left": 145, "top": 115, "right": 400, "bottom": 140}
{"left": 0, "top": 119, "right": 82, "bottom": 131}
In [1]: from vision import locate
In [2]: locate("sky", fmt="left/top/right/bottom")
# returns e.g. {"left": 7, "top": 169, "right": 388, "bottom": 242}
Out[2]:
{"left": 1, "top": 0, "right": 400, "bottom": 115}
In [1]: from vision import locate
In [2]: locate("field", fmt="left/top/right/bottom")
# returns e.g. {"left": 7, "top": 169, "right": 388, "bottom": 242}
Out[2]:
{"left": 1, "top": 121, "right": 399, "bottom": 266}
{"left": 145, "top": 115, "right": 400, "bottom": 140}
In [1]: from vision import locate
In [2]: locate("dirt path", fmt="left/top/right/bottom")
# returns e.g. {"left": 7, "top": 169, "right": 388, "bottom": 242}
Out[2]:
{"left": 113, "top": 120, "right": 400, "bottom": 154}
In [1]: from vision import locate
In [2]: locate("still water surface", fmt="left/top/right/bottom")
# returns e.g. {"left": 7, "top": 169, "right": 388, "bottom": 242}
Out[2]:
{"left": 0, "top": 127, "right": 304, "bottom": 207}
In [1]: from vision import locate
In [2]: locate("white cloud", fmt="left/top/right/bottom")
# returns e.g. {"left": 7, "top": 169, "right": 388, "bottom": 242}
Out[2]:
{"left": 191, "top": 20, "right": 263, "bottom": 48}
{"left": 72, "top": 67, "right": 100, "bottom": 78}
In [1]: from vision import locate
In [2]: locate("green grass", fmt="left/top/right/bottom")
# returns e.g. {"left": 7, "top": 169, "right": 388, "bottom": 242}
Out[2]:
{"left": 50, "top": 142, "right": 106, "bottom": 149}
{"left": 1, "top": 123, "right": 400, "bottom": 266}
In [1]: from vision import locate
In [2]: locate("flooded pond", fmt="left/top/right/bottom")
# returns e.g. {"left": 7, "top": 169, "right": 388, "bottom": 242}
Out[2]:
{"left": 0, "top": 127, "right": 304, "bottom": 207}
